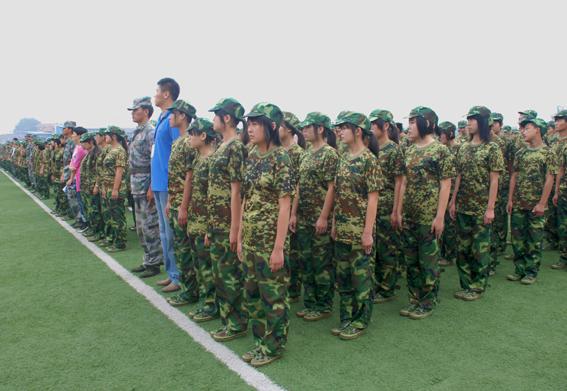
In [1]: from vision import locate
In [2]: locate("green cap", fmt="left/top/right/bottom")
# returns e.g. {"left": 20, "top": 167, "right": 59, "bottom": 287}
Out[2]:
{"left": 333, "top": 111, "right": 371, "bottom": 134}
{"left": 368, "top": 109, "right": 394, "bottom": 123}
{"left": 168, "top": 99, "right": 197, "bottom": 119}
{"left": 283, "top": 111, "right": 301, "bottom": 133}
{"left": 408, "top": 106, "right": 438, "bottom": 127}
{"left": 457, "top": 120, "right": 468, "bottom": 129}
{"left": 299, "top": 112, "right": 332, "bottom": 130}
{"left": 438, "top": 121, "right": 456, "bottom": 135}
{"left": 519, "top": 109, "right": 538, "bottom": 121}
{"left": 105, "top": 126, "right": 126, "bottom": 138}
{"left": 80, "top": 132, "right": 96, "bottom": 143}
{"left": 553, "top": 110, "right": 567, "bottom": 120}
{"left": 520, "top": 117, "right": 548, "bottom": 135}
{"left": 209, "top": 97, "right": 245, "bottom": 121}
{"left": 512, "top": 127, "right": 520, "bottom": 133}
{"left": 97, "top": 128, "right": 107, "bottom": 136}
{"left": 188, "top": 117, "right": 216, "bottom": 138}
{"left": 466, "top": 106, "right": 492, "bottom": 120}
{"left": 127, "top": 96, "right": 153, "bottom": 111}
{"left": 547, "top": 121, "right": 555, "bottom": 129}
{"left": 503, "top": 125, "right": 512, "bottom": 132}
{"left": 244, "top": 102, "right": 284, "bottom": 128}
{"left": 491, "top": 112, "right": 504, "bottom": 122}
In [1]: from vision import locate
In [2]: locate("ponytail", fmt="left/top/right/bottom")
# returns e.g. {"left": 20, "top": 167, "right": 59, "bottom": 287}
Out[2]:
{"left": 295, "top": 130, "right": 306, "bottom": 149}
{"left": 366, "top": 132, "right": 379, "bottom": 157}
{"left": 324, "top": 127, "right": 337, "bottom": 149}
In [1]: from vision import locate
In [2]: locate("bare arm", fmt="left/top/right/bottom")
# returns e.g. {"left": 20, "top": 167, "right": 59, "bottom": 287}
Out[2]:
{"left": 270, "top": 196, "right": 291, "bottom": 272}
{"left": 229, "top": 182, "right": 242, "bottom": 251}
{"left": 362, "top": 192, "right": 379, "bottom": 254}
{"left": 316, "top": 182, "right": 335, "bottom": 234}
{"left": 484, "top": 172, "right": 499, "bottom": 225}
{"left": 178, "top": 170, "right": 193, "bottom": 226}
{"left": 111, "top": 167, "right": 124, "bottom": 199}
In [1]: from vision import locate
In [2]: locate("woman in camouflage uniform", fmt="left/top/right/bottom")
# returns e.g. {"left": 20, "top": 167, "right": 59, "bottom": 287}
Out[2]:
{"left": 398, "top": 107, "right": 455, "bottom": 319}
{"left": 79, "top": 132, "right": 102, "bottom": 239}
{"left": 331, "top": 111, "right": 381, "bottom": 340}
{"left": 92, "top": 129, "right": 110, "bottom": 243}
{"left": 238, "top": 103, "right": 292, "bottom": 367}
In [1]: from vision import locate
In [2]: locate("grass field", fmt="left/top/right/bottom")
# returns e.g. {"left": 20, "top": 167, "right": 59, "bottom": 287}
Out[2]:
{"left": 1, "top": 170, "right": 567, "bottom": 391}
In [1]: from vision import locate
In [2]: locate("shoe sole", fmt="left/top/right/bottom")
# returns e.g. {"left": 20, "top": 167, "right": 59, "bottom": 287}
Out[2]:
{"left": 250, "top": 355, "right": 281, "bottom": 367}
{"left": 520, "top": 280, "right": 536, "bottom": 285}
{"left": 339, "top": 330, "right": 364, "bottom": 340}
{"left": 373, "top": 296, "right": 396, "bottom": 304}
{"left": 303, "top": 312, "right": 332, "bottom": 322}
{"left": 409, "top": 312, "right": 433, "bottom": 320}
{"left": 193, "top": 315, "right": 217, "bottom": 323}
{"left": 462, "top": 295, "right": 482, "bottom": 302}
{"left": 212, "top": 330, "right": 248, "bottom": 342}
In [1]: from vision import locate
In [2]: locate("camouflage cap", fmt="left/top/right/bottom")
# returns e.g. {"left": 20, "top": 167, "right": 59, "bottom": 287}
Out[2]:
{"left": 512, "top": 127, "right": 520, "bottom": 133}
{"left": 168, "top": 99, "right": 197, "bottom": 119}
{"left": 518, "top": 109, "right": 538, "bottom": 121}
{"left": 80, "top": 132, "right": 96, "bottom": 143}
{"left": 368, "top": 109, "right": 394, "bottom": 123}
{"left": 438, "top": 121, "right": 456, "bottom": 135}
{"left": 97, "top": 128, "right": 107, "bottom": 136}
{"left": 466, "top": 106, "right": 492, "bottom": 120}
{"left": 490, "top": 112, "right": 504, "bottom": 122}
{"left": 408, "top": 106, "right": 439, "bottom": 127}
{"left": 62, "top": 121, "right": 76, "bottom": 129}
{"left": 245, "top": 102, "right": 284, "bottom": 128}
{"left": 283, "top": 111, "right": 301, "bottom": 133}
{"left": 553, "top": 109, "right": 567, "bottom": 120}
{"left": 105, "top": 125, "right": 126, "bottom": 138}
{"left": 209, "top": 97, "right": 245, "bottom": 120}
{"left": 299, "top": 112, "right": 332, "bottom": 130}
{"left": 189, "top": 117, "right": 216, "bottom": 138}
{"left": 547, "top": 120, "right": 555, "bottom": 128}
{"left": 127, "top": 96, "right": 153, "bottom": 111}
{"left": 457, "top": 120, "right": 468, "bottom": 129}
{"left": 333, "top": 111, "right": 371, "bottom": 134}
{"left": 503, "top": 125, "right": 512, "bottom": 132}
{"left": 520, "top": 117, "right": 548, "bottom": 135}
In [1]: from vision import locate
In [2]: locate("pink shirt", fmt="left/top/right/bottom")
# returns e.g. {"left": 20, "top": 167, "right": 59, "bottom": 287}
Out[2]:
{"left": 70, "top": 145, "right": 87, "bottom": 192}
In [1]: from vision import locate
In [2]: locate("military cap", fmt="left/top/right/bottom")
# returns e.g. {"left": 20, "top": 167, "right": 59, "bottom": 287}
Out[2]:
{"left": 547, "top": 120, "right": 555, "bottom": 129}
{"left": 299, "top": 112, "right": 332, "bottom": 130}
{"left": 333, "top": 111, "right": 371, "bottom": 134}
{"left": 457, "top": 120, "right": 468, "bottom": 129}
{"left": 62, "top": 121, "right": 76, "bottom": 129}
{"left": 189, "top": 117, "right": 216, "bottom": 138}
{"left": 553, "top": 110, "right": 567, "bottom": 120}
{"left": 519, "top": 109, "right": 538, "bottom": 121}
{"left": 209, "top": 97, "right": 245, "bottom": 120}
{"left": 503, "top": 125, "right": 512, "bottom": 132}
{"left": 104, "top": 125, "right": 126, "bottom": 138}
{"left": 168, "top": 99, "right": 197, "bottom": 119}
{"left": 438, "top": 121, "right": 456, "bottom": 135}
{"left": 283, "top": 111, "right": 301, "bottom": 133}
{"left": 466, "top": 106, "right": 492, "bottom": 119}
{"left": 368, "top": 109, "right": 394, "bottom": 123}
{"left": 80, "top": 132, "right": 96, "bottom": 143}
{"left": 245, "top": 102, "right": 284, "bottom": 128}
{"left": 97, "top": 128, "right": 107, "bottom": 136}
{"left": 491, "top": 112, "right": 504, "bottom": 122}
{"left": 520, "top": 117, "right": 548, "bottom": 135}
{"left": 408, "top": 106, "right": 439, "bottom": 127}
{"left": 127, "top": 96, "right": 153, "bottom": 111}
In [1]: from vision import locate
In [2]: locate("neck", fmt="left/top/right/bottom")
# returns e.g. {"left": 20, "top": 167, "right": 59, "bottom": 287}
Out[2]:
{"left": 158, "top": 100, "right": 174, "bottom": 112}
{"left": 559, "top": 129, "right": 567, "bottom": 138}
{"left": 416, "top": 134, "right": 435, "bottom": 146}
{"left": 136, "top": 119, "right": 148, "bottom": 127}
{"left": 178, "top": 123, "right": 187, "bottom": 137}
{"left": 377, "top": 133, "right": 390, "bottom": 146}
{"left": 198, "top": 143, "right": 213, "bottom": 157}
{"left": 311, "top": 137, "right": 325, "bottom": 150}
{"left": 280, "top": 136, "right": 293, "bottom": 148}
{"left": 528, "top": 137, "right": 543, "bottom": 148}
{"left": 471, "top": 133, "right": 482, "bottom": 144}
{"left": 111, "top": 141, "right": 119, "bottom": 147}
{"left": 221, "top": 126, "right": 238, "bottom": 143}
{"left": 257, "top": 142, "right": 271, "bottom": 154}
{"left": 348, "top": 138, "right": 365, "bottom": 154}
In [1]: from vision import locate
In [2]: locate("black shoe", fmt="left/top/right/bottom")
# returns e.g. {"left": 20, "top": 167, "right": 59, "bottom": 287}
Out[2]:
{"left": 139, "top": 266, "right": 160, "bottom": 278}
{"left": 131, "top": 264, "right": 146, "bottom": 273}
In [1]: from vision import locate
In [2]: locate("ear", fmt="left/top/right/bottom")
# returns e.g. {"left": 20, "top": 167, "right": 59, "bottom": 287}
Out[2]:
{"left": 271, "top": 121, "right": 277, "bottom": 131}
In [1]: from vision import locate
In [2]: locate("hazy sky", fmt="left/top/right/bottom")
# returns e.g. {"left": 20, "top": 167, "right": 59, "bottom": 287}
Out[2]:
{"left": 1, "top": 0, "right": 565, "bottom": 134}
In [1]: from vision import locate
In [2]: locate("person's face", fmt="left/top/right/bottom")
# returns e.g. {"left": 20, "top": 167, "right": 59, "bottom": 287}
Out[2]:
{"left": 439, "top": 133, "right": 449, "bottom": 145}
{"left": 131, "top": 108, "right": 147, "bottom": 124}
{"left": 62, "top": 127, "right": 72, "bottom": 137}
{"left": 105, "top": 135, "right": 112, "bottom": 144}
{"left": 213, "top": 114, "right": 225, "bottom": 132}
{"left": 95, "top": 134, "right": 103, "bottom": 144}
{"left": 492, "top": 122, "right": 501, "bottom": 134}
{"left": 169, "top": 111, "right": 186, "bottom": 128}
{"left": 467, "top": 118, "right": 479, "bottom": 136}
{"left": 408, "top": 118, "right": 419, "bottom": 141}
{"left": 278, "top": 124, "right": 289, "bottom": 141}
{"left": 556, "top": 118, "right": 567, "bottom": 133}
{"left": 522, "top": 123, "right": 538, "bottom": 143}
{"left": 189, "top": 131, "right": 205, "bottom": 149}
{"left": 371, "top": 122, "right": 384, "bottom": 139}
{"left": 247, "top": 119, "right": 266, "bottom": 146}
{"left": 70, "top": 132, "right": 80, "bottom": 143}
{"left": 302, "top": 125, "right": 316, "bottom": 142}
{"left": 81, "top": 141, "right": 91, "bottom": 151}
{"left": 154, "top": 86, "right": 168, "bottom": 107}
{"left": 338, "top": 125, "right": 355, "bottom": 145}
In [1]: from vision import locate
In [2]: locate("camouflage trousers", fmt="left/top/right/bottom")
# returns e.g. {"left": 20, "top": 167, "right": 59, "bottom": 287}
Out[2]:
{"left": 242, "top": 244, "right": 289, "bottom": 356}
{"left": 335, "top": 241, "right": 373, "bottom": 329}
{"left": 511, "top": 209, "right": 545, "bottom": 277}
{"left": 53, "top": 182, "right": 66, "bottom": 213}
{"left": 544, "top": 197, "right": 558, "bottom": 248}
{"left": 66, "top": 184, "right": 80, "bottom": 220}
{"left": 102, "top": 193, "right": 126, "bottom": 248}
{"left": 36, "top": 175, "right": 49, "bottom": 198}
{"left": 440, "top": 211, "right": 457, "bottom": 264}
{"left": 493, "top": 188, "right": 509, "bottom": 253}
{"left": 83, "top": 192, "right": 103, "bottom": 234}
{"left": 189, "top": 233, "right": 217, "bottom": 314}
{"left": 169, "top": 208, "right": 198, "bottom": 298}
{"left": 558, "top": 195, "right": 567, "bottom": 266}
{"left": 296, "top": 226, "right": 335, "bottom": 312}
{"left": 401, "top": 221, "right": 440, "bottom": 309}
{"left": 288, "top": 232, "right": 302, "bottom": 299}
{"left": 375, "top": 214, "right": 402, "bottom": 298}
{"left": 210, "top": 232, "right": 248, "bottom": 332}
{"left": 133, "top": 196, "right": 162, "bottom": 267}
{"left": 456, "top": 213, "right": 491, "bottom": 292}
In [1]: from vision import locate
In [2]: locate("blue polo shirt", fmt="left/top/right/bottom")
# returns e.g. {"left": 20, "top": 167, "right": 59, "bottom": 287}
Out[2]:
{"left": 151, "top": 110, "right": 179, "bottom": 191}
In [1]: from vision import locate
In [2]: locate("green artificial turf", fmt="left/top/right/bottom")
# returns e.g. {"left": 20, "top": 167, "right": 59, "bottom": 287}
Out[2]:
{"left": 2, "top": 171, "right": 567, "bottom": 391}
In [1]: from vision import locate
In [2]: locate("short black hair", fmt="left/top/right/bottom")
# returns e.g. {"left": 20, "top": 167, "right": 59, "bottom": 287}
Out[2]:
{"left": 157, "top": 77, "right": 180, "bottom": 101}
{"left": 144, "top": 106, "right": 154, "bottom": 119}
{"left": 73, "top": 127, "right": 88, "bottom": 136}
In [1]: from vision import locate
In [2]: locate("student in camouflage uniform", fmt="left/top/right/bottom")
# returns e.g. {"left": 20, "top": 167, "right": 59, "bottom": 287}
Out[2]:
{"left": 550, "top": 110, "right": 567, "bottom": 271}
{"left": 449, "top": 107, "right": 504, "bottom": 301}
{"left": 207, "top": 98, "right": 248, "bottom": 342}
{"left": 291, "top": 112, "right": 338, "bottom": 322}
{"left": 165, "top": 100, "right": 198, "bottom": 297}
{"left": 506, "top": 117, "right": 556, "bottom": 284}
{"left": 60, "top": 121, "right": 80, "bottom": 221}
{"left": 369, "top": 109, "right": 405, "bottom": 303}
{"left": 50, "top": 137, "right": 65, "bottom": 214}
{"left": 278, "top": 111, "right": 305, "bottom": 303}
{"left": 79, "top": 133, "right": 101, "bottom": 238}
{"left": 187, "top": 117, "right": 218, "bottom": 322}
{"left": 399, "top": 107, "right": 455, "bottom": 319}
{"left": 238, "top": 103, "right": 292, "bottom": 367}
{"left": 438, "top": 121, "right": 459, "bottom": 268}
{"left": 91, "top": 129, "right": 111, "bottom": 243}
{"left": 544, "top": 120, "right": 560, "bottom": 249}
{"left": 100, "top": 126, "right": 128, "bottom": 251}
{"left": 455, "top": 120, "right": 469, "bottom": 145}
{"left": 331, "top": 112, "right": 381, "bottom": 340}
{"left": 127, "top": 97, "right": 163, "bottom": 278}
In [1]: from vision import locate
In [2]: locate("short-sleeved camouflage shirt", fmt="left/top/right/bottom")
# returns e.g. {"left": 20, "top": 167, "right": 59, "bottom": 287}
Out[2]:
{"left": 334, "top": 149, "right": 383, "bottom": 245}
{"left": 129, "top": 122, "right": 155, "bottom": 196}
{"left": 101, "top": 145, "right": 128, "bottom": 195}
{"left": 187, "top": 153, "right": 211, "bottom": 237}
{"left": 455, "top": 141, "right": 504, "bottom": 217}
{"left": 168, "top": 135, "right": 197, "bottom": 210}
{"left": 242, "top": 146, "right": 293, "bottom": 251}
{"left": 404, "top": 141, "right": 456, "bottom": 225}
{"left": 285, "top": 143, "right": 304, "bottom": 190}
{"left": 297, "top": 145, "right": 339, "bottom": 228}
{"left": 79, "top": 150, "right": 95, "bottom": 193}
{"left": 513, "top": 146, "right": 557, "bottom": 210}
{"left": 554, "top": 138, "right": 567, "bottom": 194}
{"left": 207, "top": 138, "right": 246, "bottom": 234}
{"left": 377, "top": 140, "right": 405, "bottom": 216}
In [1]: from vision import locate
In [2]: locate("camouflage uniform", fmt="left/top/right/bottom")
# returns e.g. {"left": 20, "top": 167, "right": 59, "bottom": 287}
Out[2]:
{"left": 511, "top": 136, "right": 556, "bottom": 277}
{"left": 63, "top": 138, "right": 80, "bottom": 220}
{"left": 490, "top": 133, "right": 509, "bottom": 263}
{"left": 440, "top": 142, "right": 460, "bottom": 266}
{"left": 129, "top": 119, "right": 162, "bottom": 268}
{"left": 296, "top": 142, "right": 338, "bottom": 314}
{"left": 101, "top": 142, "right": 128, "bottom": 248}
{"left": 454, "top": 140, "right": 504, "bottom": 292}
{"left": 556, "top": 138, "right": 567, "bottom": 267}
{"left": 544, "top": 137, "right": 565, "bottom": 248}
{"left": 79, "top": 135, "right": 100, "bottom": 233}
{"left": 95, "top": 143, "right": 111, "bottom": 241}
{"left": 403, "top": 139, "right": 455, "bottom": 309}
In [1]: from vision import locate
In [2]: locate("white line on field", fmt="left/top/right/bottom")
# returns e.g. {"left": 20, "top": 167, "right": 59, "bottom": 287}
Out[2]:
{"left": 1, "top": 170, "right": 285, "bottom": 391}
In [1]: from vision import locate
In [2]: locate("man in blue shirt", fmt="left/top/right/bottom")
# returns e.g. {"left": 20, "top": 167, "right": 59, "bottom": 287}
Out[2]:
{"left": 151, "top": 77, "right": 181, "bottom": 292}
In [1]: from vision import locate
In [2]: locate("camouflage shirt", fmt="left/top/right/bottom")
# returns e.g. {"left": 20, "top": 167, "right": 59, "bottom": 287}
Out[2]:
{"left": 513, "top": 146, "right": 557, "bottom": 210}
{"left": 62, "top": 139, "right": 75, "bottom": 180}
{"left": 168, "top": 135, "right": 197, "bottom": 210}
{"left": 455, "top": 141, "right": 504, "bottom": 217}
{"left": 79, "top": 149, "right": 95, "bottom": 193}
{"left": 334, "top": 149, "right": 383, "bottom": 245}
{"left": 377, "top": 140, "right": 405, "bottom": 216}
{"left": 207, "top": 138, "right": 246, "bottom": 234}
{"left": 129, "top": 121, "right": 155, "bottom": 196}
{"left": 52, "top": 148, "right": 64, "bottom": 178}
{"left": 95, "top": 145, "right": 110, "bottom": 187}
{"left": 187, "top": 153, "right": 211, "bottom": 237}
{"left": 242, "top": 146, "right": 293, "bottom": 250}
{"left": 285, "top": 143, "right": 304, "bottom": 190}
{"left": 404, "top": 141, "right": 456, "bottom": 225}
{"left": 297, "top": 145, "right": 339, "bottom": 228}
{"left": 101, "top": 145, "right": 128, "bottom": 195}
{"left": 492, "top": 134, "right": 510, "bottom": 186}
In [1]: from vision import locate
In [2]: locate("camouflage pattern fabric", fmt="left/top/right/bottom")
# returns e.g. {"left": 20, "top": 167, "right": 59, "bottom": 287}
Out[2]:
{"left": 375, "top": 214, "right": 402, "bottom": 298}
{"left": 169, "top": 207, "right": 198, "bottom": 298}
{"left": 168, "top": 135, "right": 197, "bottom": 209}
{"left": 187, "top": 154, "right": 211, "bottom": 237}
{"left": 133, "top": 197, "right": 162, "bottom": 267}
{"left": 189, "top": 234, "right": 217, "bottom": 316}
{"left": 102, "top": 195, "right": 126, "bottom": 248}
{"left": 377, "top": 140, "right": 405, "bottom": 215}
{"left": 512, "top": 146, "right": 557, "bottom": 211}
{"left": 129, "top": 122, "right": 155, "bottom": 196}
{"left": 101, "top": 146, "right": 128, "bottom": 195}
{"left": 511, "top": 211, "right": 545, "bottom": 277}
{"left": 455, "top": 213, "right": 491, "bottom": 292}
